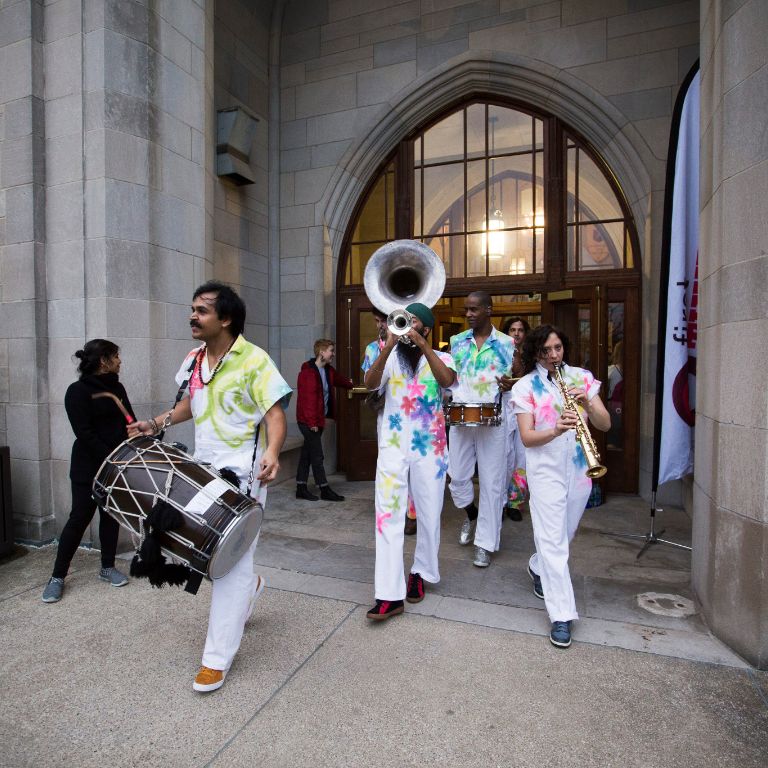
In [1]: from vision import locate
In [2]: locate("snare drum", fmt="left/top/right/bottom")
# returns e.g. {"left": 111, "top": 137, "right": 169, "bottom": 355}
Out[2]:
{"left": 443, "top": 401, "right": 501, "bottom": 427}
{"left": 93, "top": 435, "right": 262, "bottom": 580}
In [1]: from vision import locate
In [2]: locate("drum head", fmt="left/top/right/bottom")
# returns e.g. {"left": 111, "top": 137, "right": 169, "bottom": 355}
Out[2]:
{"left": 207, "top": 502, "right": 264, "bottom": 579}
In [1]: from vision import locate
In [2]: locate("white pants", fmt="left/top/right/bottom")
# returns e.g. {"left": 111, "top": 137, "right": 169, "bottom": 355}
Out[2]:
{"left": 448, "top": 423, "right": 507, "bottom": 552}
{"left": 526, "top": 433, "right": 592, "bottom": 623}
{"left": 377, "top": 410, "right": 417, "bottom": 520}
{"left": 201, "top": 534, "right": 260, "bottom": 670}
{"left": 374, "top": 446, "right": 444, "bottom": 600}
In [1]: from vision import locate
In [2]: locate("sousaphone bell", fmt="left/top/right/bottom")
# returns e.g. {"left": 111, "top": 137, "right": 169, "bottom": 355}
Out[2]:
{"left": 363, "top": 240, "right": 446, "bottom": 342}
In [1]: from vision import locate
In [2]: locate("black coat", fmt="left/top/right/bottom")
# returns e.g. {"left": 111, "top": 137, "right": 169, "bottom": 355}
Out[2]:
{"left": 64, "top": 373, "right": 136, "bottom": 482}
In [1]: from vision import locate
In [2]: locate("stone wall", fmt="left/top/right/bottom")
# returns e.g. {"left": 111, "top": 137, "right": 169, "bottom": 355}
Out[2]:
{"left": 213, "top": 0, "right": 272, "bottom": 350}
{"left": 693, "top": 0, "right": 767, "bottom": 668}
{"left": 0, "top": 0, "right": 215, "bottom": 543}
{"left": 277, "top": 0, "right": 699, "bottom": 497}
{"left": 0, "top": 0, "right": 48, "bottom": 541}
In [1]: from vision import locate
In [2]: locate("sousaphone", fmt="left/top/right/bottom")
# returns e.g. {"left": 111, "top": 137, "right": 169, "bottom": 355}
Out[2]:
{"left": 363, "top": 240, "right": 446, "bottom": 338}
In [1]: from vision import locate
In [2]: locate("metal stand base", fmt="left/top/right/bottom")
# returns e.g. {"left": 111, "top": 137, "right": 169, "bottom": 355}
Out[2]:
{"left": 601, "top": 492, "right": 692, "bottom": 560}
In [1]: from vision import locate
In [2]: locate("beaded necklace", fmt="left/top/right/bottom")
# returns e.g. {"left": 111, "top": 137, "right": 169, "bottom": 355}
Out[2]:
{"left": 197, "top": 338, "right": 235, "bottom": 385}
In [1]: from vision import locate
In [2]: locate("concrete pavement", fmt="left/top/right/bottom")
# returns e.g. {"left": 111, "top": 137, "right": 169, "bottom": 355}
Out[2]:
{"left": 1, "top": 478, "right": 766, "bottom": 767}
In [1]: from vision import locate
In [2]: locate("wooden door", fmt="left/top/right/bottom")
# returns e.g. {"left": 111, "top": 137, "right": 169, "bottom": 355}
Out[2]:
{"left": 337, "top": 295, "right": 380, "bottom": 480}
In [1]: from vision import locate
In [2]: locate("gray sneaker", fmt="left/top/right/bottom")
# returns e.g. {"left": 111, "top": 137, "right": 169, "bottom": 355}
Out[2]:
{"left": 459, "top": 518, "right": 476, "bottom": 546}
{"left": 42, "top": 577, "right": 64, "bottom": 603}
{"left": 99, "top": 566, "right": 128, "bottom": 587}
{"left": 473, "top": 546, "right": 491, "bottom": 567}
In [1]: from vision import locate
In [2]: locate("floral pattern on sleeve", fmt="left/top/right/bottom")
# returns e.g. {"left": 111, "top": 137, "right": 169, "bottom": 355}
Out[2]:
{"left": 511, "top": 364, "right": 601, "bottom": 472}
{"left": 361, "top": 339, "right": 385, "bottom": 373}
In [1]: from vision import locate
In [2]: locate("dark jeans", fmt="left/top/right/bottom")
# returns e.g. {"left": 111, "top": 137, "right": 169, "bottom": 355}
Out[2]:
{"left": 52, "top": 480, "right": 119, "bottom": 578}
{"left": 296, "top": 423, "right": 328, "bottom": 487}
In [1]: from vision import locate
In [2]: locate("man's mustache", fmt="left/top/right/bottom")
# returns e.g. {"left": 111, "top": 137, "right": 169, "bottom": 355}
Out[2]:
{"left": 190, "top": 320, "right": 202, "bottom": 329}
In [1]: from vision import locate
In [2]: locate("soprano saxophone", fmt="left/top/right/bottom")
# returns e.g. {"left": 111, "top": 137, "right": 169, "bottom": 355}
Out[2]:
{"left": 552, "top": 363, "right": 607, "bottom": 479}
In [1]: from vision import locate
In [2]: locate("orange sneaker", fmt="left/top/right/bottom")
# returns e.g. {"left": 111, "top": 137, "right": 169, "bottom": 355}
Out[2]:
{"left": 193, "top": 666, "right": 226, "bottom": 692}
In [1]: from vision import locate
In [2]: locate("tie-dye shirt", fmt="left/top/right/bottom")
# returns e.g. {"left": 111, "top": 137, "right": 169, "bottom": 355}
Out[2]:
{"left": 511, "top": 362, "right": 601, "bottom": 468}
{"left": 449, "top": 326, "right": 516, "bottom": 404}
{"left": 175, "top": 335, "right": 292, "bottom": 499}
{"left": 361, "top": 338, "right": 385, "bottom": 373}
{"left": 377, "top": 347, "right": 456, "bottom": 472}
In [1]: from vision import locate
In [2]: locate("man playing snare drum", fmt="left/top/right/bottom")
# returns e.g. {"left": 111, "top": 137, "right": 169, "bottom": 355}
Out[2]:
{"left": 448, "top": 292, "right": 516, "bottom": 568}
{"left": 130, "top": 281, "right": 291, "bottom": 693}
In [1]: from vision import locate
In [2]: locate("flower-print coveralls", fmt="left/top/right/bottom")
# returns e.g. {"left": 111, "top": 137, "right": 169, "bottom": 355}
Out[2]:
{"left": 363, "top": 338, "right": 417, "bottom": 521}
{"left": 374, "top": 348, "right": 455, "bottom": 600}
{"left": 176, "top": 335, "right": 292, "bottom": 671}
{"left": 448, "top": 327, "right": 516, "bottom": 553}
{"left": 511, "top": 362, "right": 601, "bottom": 622}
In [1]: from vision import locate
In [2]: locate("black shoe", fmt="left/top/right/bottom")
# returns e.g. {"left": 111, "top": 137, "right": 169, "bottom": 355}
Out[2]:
{"left": 528, "top": 565, "right": 544, "bottom": 600}
{"left": 506, "top": 505, "right": 523, "bottom": 521}
{"left": 366, "top": 599, "right": 404, "bottom": 621}
{"left": 320, "top": 486, "right": 345, "bottom": 502}
{"left": 404, "top": 516, "right": 417, "bottom": 535}
{"left": 296, "top": 485, "right": 319, "bottom": 501}
{"left": 406, "top": 572, "right": 425, "bottom": 603}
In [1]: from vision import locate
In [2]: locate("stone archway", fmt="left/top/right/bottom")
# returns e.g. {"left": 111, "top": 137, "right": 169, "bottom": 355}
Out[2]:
{"left": 321, "top": 51, "right": 654, "bottom": 263}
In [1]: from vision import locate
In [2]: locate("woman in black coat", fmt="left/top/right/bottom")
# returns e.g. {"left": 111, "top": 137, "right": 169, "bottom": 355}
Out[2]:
{"left": 42, "top": 339, "right": 136, "bottom": 603}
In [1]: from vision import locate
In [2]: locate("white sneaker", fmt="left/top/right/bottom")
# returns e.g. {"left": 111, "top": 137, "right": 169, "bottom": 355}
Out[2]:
{"left": 473, "top": 546, "right": 491, "bottom": 567}
{"left": 246, "top": 574, "right": 265, "bottom": 622}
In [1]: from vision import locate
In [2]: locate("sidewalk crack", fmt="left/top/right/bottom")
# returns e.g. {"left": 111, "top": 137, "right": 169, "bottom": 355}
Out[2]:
{"left": 200, "top": 602, "right": 358, "bottom": 768}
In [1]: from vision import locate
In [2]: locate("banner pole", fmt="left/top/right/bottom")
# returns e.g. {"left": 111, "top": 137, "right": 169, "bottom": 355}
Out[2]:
{"left": 601, "top": 63, "right": 699, "bottom": 558}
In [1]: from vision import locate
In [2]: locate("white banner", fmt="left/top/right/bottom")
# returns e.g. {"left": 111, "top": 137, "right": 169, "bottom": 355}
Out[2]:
{"left": 659, "top": 72, "right": 700, "bottom": 485}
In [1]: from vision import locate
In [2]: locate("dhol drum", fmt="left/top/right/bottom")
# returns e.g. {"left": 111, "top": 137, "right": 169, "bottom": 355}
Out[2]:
{"left": 93, "top": 435, "right": 262, "bottom": 580}
{"left": 443, "top": 401, "right": 502, "bottom": 427}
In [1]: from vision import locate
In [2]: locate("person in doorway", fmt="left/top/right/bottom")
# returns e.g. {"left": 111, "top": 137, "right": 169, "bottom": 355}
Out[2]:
{"left": 362, "top": 308, "right": 419, "bottom": 536}
{"left": 448, "top": 292, "right": 516, "bottom": 568}
{"left": 606, "top": 341, "right": 624, "bottom": 449}
{"left": 42, "top": 339, "right": 135, "bottom": 603}
{"left": 363, "top": 303, "right": 456, "bottom": 620}
{"left": 130, "top": 281, "right": 291, "bottom": 692}
{"left": 295, "top": 339, "right": 353, "bottom": 501}
{"left": 511, "top": 324, "right": 610, "bottom": 649}
{"left": 502, "top": 317, "right": 531, "bottom": 522}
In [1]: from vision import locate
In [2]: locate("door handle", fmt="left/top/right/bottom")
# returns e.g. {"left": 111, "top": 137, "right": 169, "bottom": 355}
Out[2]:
{"left": 347, "top": 386, "right": 369, "bottom": 399}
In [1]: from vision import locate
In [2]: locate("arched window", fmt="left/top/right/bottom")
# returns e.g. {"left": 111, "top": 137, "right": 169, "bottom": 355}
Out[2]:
{"left": 342, "top": 99, "right": 639, "bottom": 289}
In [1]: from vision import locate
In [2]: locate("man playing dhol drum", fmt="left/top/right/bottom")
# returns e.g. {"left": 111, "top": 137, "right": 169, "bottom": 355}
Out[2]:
{"left": 130, "top": 281, "right": 291, "bottom": 692}
{"left": 448, "top": 292, "right": 516, "bottom": 568}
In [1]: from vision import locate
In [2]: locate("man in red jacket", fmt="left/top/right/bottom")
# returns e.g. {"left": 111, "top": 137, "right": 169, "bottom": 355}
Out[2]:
{"left": 296, "top": 339, "right": 353, "bottom": 501}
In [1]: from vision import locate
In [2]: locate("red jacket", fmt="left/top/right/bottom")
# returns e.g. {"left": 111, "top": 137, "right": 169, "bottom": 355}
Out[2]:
{"left": 296, "top": 360, "right": 353, "bottom": 428}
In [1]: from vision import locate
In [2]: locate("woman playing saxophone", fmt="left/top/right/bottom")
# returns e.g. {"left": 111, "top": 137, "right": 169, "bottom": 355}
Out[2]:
{"left": 510, "top": 324, "right": 610, "bottom": 650}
